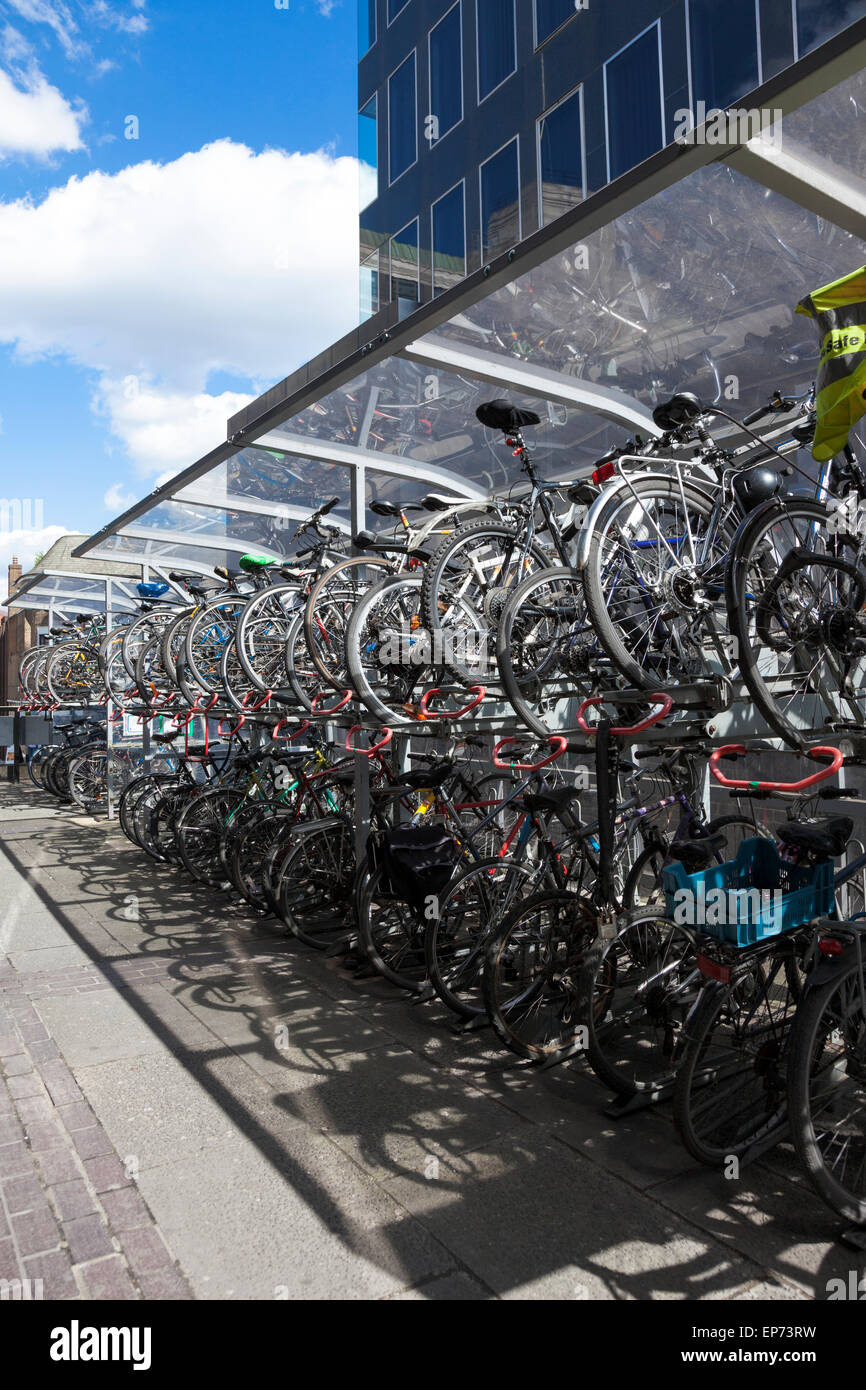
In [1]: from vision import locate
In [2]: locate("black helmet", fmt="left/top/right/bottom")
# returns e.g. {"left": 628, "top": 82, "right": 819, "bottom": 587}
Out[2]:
{"left": 732, "top": 465, "right": 781, "bottom": 511}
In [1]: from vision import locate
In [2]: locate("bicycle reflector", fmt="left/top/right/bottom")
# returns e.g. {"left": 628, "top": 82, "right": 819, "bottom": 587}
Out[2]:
{"left": 592, "top": 460, "right": 617, "bottom": 485}
{"left": 818, "top": 936, "right": 846, "bottom": 957}
{"left": 696, "top": 954, "right": 731, "bottom": 984}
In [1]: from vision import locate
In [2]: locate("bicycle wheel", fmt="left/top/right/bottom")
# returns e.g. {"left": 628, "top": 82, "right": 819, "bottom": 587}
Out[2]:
{"left": 278, "top": 817, "right": 357, "bottom": 950}
{"left": 496, "top": 566, "right": 601, "bottom": 739}
{"left": 578, "top": 911, "right": 698, "bottom": 1096}
{"left": 483, "top": 890, "right": 597, "bottom": 1062}
{"left": 582, "top": 477, "right": 738, "bottom": 688}
{"left": 235, "top": 583, "right": 304, "bottom": 692}
{"left": 788, "top": 960, "right": 866, "bottom": 1224}
{"left": 727, "top": 497, "right": 866, "bottom": 747}
{"left": 673, "top": 944, "right": 801, "bottom": 1166}
{"left": 230, "top": 805, "right": 297, "bottom": 909}
{"left": 185, "top": 598, "right": 247, "bottom": 696}
{"left": 424, "top": 858, "right": 536, "bottom": 1019}
{"left": 175, "top": 788, "right": 242, "bottom": 886}
{"left": 346, "top": 572, "right": 481, "bottom": 725}
{"left": 420, "top": 520, "right": 551, "bottom": 685}
{"left": 67, "top": 749, "right": 110, "bottom": 811}
{"left": 356, "top": 861, "right": 430, "bottom": 989}
{"left": 304, "top": 555, "right": 393, "bottom": 688}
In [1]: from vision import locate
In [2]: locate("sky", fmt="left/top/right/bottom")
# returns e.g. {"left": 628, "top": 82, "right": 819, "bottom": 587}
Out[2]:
{"left": 0, "top": 0, "right": 361, "bottom": 581}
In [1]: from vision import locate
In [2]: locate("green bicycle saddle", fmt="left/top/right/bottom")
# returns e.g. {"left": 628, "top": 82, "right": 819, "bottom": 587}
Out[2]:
{"left": 238, "top": 554, "right": 279, "bottom": 573}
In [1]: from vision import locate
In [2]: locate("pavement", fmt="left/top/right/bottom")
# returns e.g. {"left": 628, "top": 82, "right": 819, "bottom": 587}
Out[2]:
{"left": 0, "top": 777, "right": 863, "bottom": 1302}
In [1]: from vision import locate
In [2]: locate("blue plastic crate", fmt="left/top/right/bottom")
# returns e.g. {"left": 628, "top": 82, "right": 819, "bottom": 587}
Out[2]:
{"left": 662, "top": 836, "right": 834, "bottom": 947}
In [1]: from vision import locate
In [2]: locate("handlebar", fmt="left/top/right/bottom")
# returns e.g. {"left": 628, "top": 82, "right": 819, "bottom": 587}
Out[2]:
{"left": 492, "top": 735, "right": 567, "bottom": 771}
{"left": 576, "top": 693, "right": 673, "bottom": 736}
{"left": 417, "top": 685, "right": 486, "bottom": 721}
{"left": 709, "top": 744, "right": 843, "bottom": 791}
{"left": 345, "top": 725, "right": 393, "bottom": 756}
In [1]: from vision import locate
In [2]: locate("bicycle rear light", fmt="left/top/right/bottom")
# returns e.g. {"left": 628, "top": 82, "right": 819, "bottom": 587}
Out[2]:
{"left": 592, "top": 460, "right": 617, "bottom": 484}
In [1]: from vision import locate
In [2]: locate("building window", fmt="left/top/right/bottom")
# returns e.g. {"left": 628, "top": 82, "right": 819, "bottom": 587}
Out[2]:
{"left": 537, "top": 85, "right": 584, "bottom": 226}
{"left": 603, "top": 22, "right": 664, "bottom": 183}
{"left": 388, "top": 53, "right": 417, "bottom": 184}
{"left": 390, "top": 219, "right": 419, "bottom": 306}
{"left": 479, "top": 137, "right": 520, "bottom": 259}
{"left": 359, "top": 0, "right": 376, "bottom": 54}
{"left": 687, "top": 0, "right": 760, "bottom": 113}
{"left": 795, "top": 0, "right": 866, "bottom": 56}
{"left": 388, "top": 0, "right": 410, "bottom": 22}
{"left": 534, "top": 0, "right": 574, "bottom": 46}
{"left": 358, "top": 96, "right": 377, "bottom": 210}
{"left": 360, "top": 246, "right": 380, "bottom": 321}
{"left": 431, "top": 181, "right": 466, "bottom": 292}
{"left": 477, "top": 0, "right": 516, "bottom": 102}
{"left": 429, "top": 3, "right": 463, "bottom": 144}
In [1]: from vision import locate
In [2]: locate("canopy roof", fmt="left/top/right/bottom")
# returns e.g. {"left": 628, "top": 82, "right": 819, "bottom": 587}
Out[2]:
{"left": 3, "top": 534, "right": 142, "bottom": 617}
{"left": 75, "top": 21, "right": 866, "bottom": 577}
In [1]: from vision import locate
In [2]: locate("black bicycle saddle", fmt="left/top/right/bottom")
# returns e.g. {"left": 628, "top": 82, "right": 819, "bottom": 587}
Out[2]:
{"left": 476, "top": 399, "right": 541, "bottom": 432}
{"left": 776, "top": 816, "right": 853, "bottom": 860}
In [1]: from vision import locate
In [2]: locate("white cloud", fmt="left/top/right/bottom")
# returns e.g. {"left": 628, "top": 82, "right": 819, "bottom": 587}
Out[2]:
{"left": 89, "top": 2, "right": 149, "bottom": 36}
{"left": 95, "top": 378, "right": 254, "bottom": 479}
{"left": 0, "top": 64, "right": 87, "bottom": 157}
{"left": 0, "top": 525, "right": 67, "bottom": 589}
{"left": 0, "top": 139, "right": 360, "bottom": 386}
{"left": 102, "top": 481, "right": 136, "bottom": 511}
{"left": 0, "top": 139, "right": 361, "bottom": 478}
{"left": 4, "top": 0, "right": 85, "bottom": 61}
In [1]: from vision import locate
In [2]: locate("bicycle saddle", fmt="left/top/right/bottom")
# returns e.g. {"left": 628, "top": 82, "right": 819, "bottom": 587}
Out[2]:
{"left": 651, "top": 392, "right": 705, "bottom": 431}
{"left": 476, "top": 399, "right": 541, "bottom": 432}
{"left": 238, "top": 554, "right": 279, "bottom": 573}
{"left": 152, "top": 731, "right": 182, "bottom": 744}
{"left": 137, "top": 582, "right": 170, "bottom": 599}
{"left": 521, "top": 785, "right": 581, "bottom": 815}
{"left": 776, "top": 816, "right": 853, "bottom": 860}
{"left": 671, "top": 832, "right": 727, "bottom": 872}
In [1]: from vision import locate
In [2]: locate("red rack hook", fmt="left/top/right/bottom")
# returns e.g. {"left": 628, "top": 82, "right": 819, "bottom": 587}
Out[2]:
{"left": 709, "top": 744, "right": 843, "bottom": 792}
{"left": 345, "top": 725, "right": 393, "bottom": 756}
{"left": 576, "top": 692, "right": 673, "bottom": 736}
{"left": 493, "top": 735, "right": 567, "bottom": 771}
{"left": 242, "top": 689, "right": 274, "bottom": 712}
{"left": 191, "top": 692, "right": 219, "bottom": 715}
{"left": 217, "top": 714, "right": 247, "bottom": 738}
{"left": 272, "top": 718, "right": 311, "bottom": 742}
{"left": 417, "top": 684, "right": 486, "bottom": 721}
{"left": 311, "top": 689, "right": 353, "bottom": 716}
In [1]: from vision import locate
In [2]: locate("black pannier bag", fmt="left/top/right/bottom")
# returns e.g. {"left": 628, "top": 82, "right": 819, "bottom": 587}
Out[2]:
{"left": 376, "top": 824, "right": 460, "bottom": 916}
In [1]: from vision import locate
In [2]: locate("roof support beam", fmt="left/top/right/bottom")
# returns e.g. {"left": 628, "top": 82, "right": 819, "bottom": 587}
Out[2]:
{"left": 400, "top": 337, "right": 662, "bottom": 435}
{"left": 252, "top": 431, "right": 487, "bottom": 499}
{"left": 726, "top": 136, "right": 866, "bottom": 243}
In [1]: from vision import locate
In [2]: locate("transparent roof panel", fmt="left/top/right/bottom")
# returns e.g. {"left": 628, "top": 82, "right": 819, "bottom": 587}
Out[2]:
{"left": 221, "top": 449, "right": 351, "bottom": 520}
{"left": 772, "top": 66, "right": 866, "bottom": 188}
{"left": 270, "top": 353, "right": 645, "bottom": 492}
{"left": 429, "top": 160, "right": 866, "bottom": 419}
{"left": 118, "top": 497, "right": 300, "bottom": 559}
{"left": 93, "top": 532, "right": 240, "bottom": 573}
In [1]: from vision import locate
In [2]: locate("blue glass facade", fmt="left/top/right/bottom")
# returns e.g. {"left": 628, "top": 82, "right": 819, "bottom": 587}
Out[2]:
{"left": 359, "top": 0, "right": 866, "bottom": 316}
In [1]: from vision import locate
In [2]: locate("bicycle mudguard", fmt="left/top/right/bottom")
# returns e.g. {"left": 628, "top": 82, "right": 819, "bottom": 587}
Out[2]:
{"left": 575, "top": 471, "right": 718, "bottom": 570}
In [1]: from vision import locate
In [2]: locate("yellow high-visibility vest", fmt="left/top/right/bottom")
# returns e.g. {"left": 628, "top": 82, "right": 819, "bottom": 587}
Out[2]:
{"left": 796, "top": 264, "right": 866, "bottom": 462}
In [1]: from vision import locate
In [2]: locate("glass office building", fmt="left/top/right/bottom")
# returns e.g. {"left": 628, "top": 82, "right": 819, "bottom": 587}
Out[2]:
{"left": 358, "top": 0, "right": 866, "bottom": 317}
